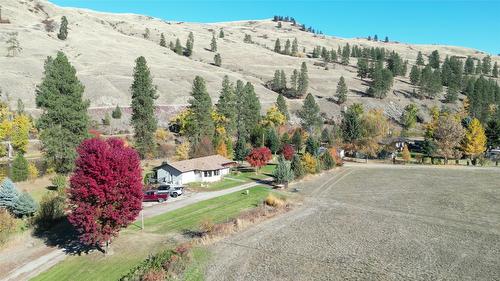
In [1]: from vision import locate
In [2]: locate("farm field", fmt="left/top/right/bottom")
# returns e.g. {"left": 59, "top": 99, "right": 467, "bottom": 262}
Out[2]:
{"left": 205, "top": 166, "right": 500, "bottom": 280}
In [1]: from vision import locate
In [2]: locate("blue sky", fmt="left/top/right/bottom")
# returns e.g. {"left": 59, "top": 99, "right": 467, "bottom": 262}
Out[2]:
{"left": 52, "top": 0, "right": 499, "bottom": 55}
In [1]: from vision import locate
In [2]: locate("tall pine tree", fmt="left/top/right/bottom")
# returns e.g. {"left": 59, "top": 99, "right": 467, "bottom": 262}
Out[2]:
{"left": 216, "top": 76, "right": 237, "bottom": 136}
{"left": 336, "top": 76, "right": 348, "bottom": 104}
{"left": 298, "top": 93, "right": 322, "bottom": 133}
{"left": 187, "top": 76, "right": 215, "bottom": 145}
{"left": 276, "top": 94, "right": 290, "bottom": 120}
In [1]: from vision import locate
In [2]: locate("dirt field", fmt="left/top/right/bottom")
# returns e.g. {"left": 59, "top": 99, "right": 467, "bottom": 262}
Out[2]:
{"left": 205, "top": 166, "right": 500, "bottom": 280}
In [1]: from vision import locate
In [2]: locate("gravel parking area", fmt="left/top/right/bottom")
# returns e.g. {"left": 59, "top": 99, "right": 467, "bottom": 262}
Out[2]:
{"left": 205, "top": 166, "right": 500, "bottom": 281}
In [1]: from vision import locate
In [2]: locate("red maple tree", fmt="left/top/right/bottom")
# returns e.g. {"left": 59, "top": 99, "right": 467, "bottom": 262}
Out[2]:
{"left": 68, "top": 138, "right": 143, "bottom": 250}
{"left": 246, "top": 147, "right": 272, "bottom": 172}
{"left": 281, "top": 144, "right": 295, "bottom": 161}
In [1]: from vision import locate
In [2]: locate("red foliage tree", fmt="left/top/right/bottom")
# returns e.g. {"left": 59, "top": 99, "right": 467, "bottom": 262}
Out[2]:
{"left": 68, "top": 138, "right": 143, "bottom": 250}
{"left": 281, "top": 144, "right": 295, "bottom": 161}
{"left": 246, "top": 147, "right": 272, "bottom": 172}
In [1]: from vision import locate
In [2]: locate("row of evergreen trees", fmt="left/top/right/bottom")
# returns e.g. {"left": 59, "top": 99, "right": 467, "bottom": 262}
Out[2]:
{"left": 267, "top": 62, "right": 309, "bottom": 98}
{"left": 274, "top": 38, "right": 299, "bottom": 56}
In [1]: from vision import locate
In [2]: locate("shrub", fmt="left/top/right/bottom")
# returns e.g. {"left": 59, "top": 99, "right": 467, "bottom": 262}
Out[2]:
{"left": 402, "top": 144, "right": 411, "bottom": 163}
{"left": 264, "top": 194, "right": 285, "bottom": 208}
{"left": 111, "top": 105, "right": 122, "bottom": 119}
{"left": 199, "top": 218, "right": 215, "bottom": 234}
{"left": 281, "top": 144, "right": 294, "bottom": 160}
{"left": 141, "top": 268, "right": 166, "bottom": 281}
{"left": 12, "top": 192, "right": 37, "bottom": 217}
{"left": 0, "top": 208, "right": 16, "bottom": 246}
{"left": 301, "top": 152, "right": 318, "bottom": 174}
{"left": 51, "top": 174, "right": 67, "bottom": 191}
{"left": 11, "top": 153, "right": 29, "bottom": 182}
{"left": 34, "top": 192, "right": 66, "bottom": 229}
{"left": 320, "top": 151, "right": 336, "bottom": 170}
{"left": 291, "top": 154, "right": 305, "bottom": 179}
{"left": 0, "top": 178, "right": 19, "bottom": 211}
{"left": 328, "top": 147, "right": 343, "bottom": 166}
{"left": 28, "top": 163, "right": 39, "bottom": 182}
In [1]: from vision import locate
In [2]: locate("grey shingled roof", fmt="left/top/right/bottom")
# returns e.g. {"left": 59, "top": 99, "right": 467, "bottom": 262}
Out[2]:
{"left": 163, "top": 155, "right": 236, "bottom": 173}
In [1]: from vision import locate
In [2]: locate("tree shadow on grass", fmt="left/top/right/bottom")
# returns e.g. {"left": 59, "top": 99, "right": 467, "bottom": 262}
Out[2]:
{"left": 33, "top": 218, "right": 95, "bottom": 256}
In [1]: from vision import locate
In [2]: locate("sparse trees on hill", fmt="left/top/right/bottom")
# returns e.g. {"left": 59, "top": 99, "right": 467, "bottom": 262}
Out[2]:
{"left": 130, "top": 56, "right": 158, "bottom": 159}
{"left": 419, "top": 65, "right": 442, "bottom": 98}
{"left": 409, "top": 65, "right": 420, "bottom": 85}
{"left": 214, "top": 53, "right": 221, "bottom": 66}
{"left": 243, "top": 34, "right": 252, "bottom": 43}
{"left": 174, "top": 38, "right": 183, "bottom": 55}
{"left": 219, "top": 29, "right": 225, "bottom": 38}
{"left": 341, "top": 44, "right": 350, "bottom": 65}
{"left": 357, "top": 57, "right": 369, "bottom": 79}
{"left": 69, "top": 138, "right": 143, "bottom": 252}
{"left": 387, "top": 51, "right": 404, "bottom": 76}
{"left": 493, "top": 62, "right": 498, "bottom": 78}
{"left": 159, "top": 33, "right": 166, "bottom": 47}
{"left": 284, "top": 39, "right": 291, "bottom": 55}
{"left": 416, "top": 51, "right": 425, "bottom": 66}
{"left": 57, "top": 16, "right": 68, "bottom": 40}
{"left": 297, "top": 62, "right": 309, "bottom": 97}
{"left": 186, "top": 32, "right": 194, "bottom": 57}
{"left": 401, "top": 103, "right": 419, "bottom": 132}
{"left": 336, "top": 76, "right": 348, "bottom": 104}
{"left": 291, "top": 38, "right": 298, "bottom": 56}
{"left": 368, "top": 63, "right": 393, "bottom": 99}
{"left": 428, "top": 50, "right": 440, "bottom": 69}
{"left": 210, "top": 34, "right": 217, "bottom": 52}
{"left": 274, "top": 38, "right": 281, "bottom": 53}
{"left": 36, "top": 51, "right": 89, "bottom": 173}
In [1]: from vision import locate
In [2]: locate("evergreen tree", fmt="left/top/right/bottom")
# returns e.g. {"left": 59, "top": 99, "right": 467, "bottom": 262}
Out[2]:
{"left": 445, "top": 83, "right": 459, "bottom": 103}
{"left": 384, "top": 36, "right": 389, "bottom": 43}
{"left": 284, "top": 39, "right": 291, "bottom": 55}
{"left": 130, "top": 56, "right": 158, "bottom": 158}
{"left": 290, "top": 154, "right": 305, "bottom": 179}
{"left": 428, "top": 50, "right": 440, "bottom": 69}
{"left": 276, "top": 94, "right": 289, "bottom": 120}
{"left": 305, "top": 135, "right": 319, "bottom": 156}
{"left": 464, "top": 56, "right": 475, "bottom": 74}
{"left": 401, "top": 104, "right": 419, "bottom": 131}
{"left": 272, "top": 70, "right": 282, "bottom": 91}
{"left": 280, "top": 70, "right": 287, "bottom": 90}
{"left": 409, "top": 65, "right": 421, "bottom": 85}
{"left": 493, "top": 62, "right": 499, "bottom": 78}
{"left": 330, "top": 49, "right": 338, "bottom": 62}
{"left": 219, "top": 29, "right": 225, "bottom": 38}
{"left": 57, "top": 16, "right": 68, "bottom": 40}
{"left": 0, "top": 179, "right": 19, "bottom": 211}
{"left": 416, "top": 51, "right": 425, "bottom": 66}
{"left": 11, "top": 153, "right": 28, "bottom": 182}
{"left": 368, "top": 63, "right": 393, "bottom": 99}
{"left": 419, "top": 65, "right": 442, "bottom": 99}
{"left": 234, "top": 135, "right": 248, "bottom": 161}
{"left": 102, "top": 113, "right": 111, "bottom": 126}
{"left": 291, "top": 38, "right": 298, "bottom": 56}
{"left": 374, "top": 35, "right": 378, "bottom": 41}
{"left": 320, "top": 150, "right": 335, "bottom": 170}
{"left": 291, "top": 129, "right": 303, "bottom": 150}
{"left": 210, "top": 34, "right": 217, "bottom": 52}
{"left": 12, "top": 192, "right": 37, "bottom": 217}
{"left": 274, "top": 38, "right": 281, "bottom": 53}
{"left": 387, "top": 51, "right": 403, "bottom": 76}
{"left": 185, "top": 32, "right": 194, "bottom": 57}
{"left": 236, "top": 81, "right": 261, "bottom": 139}
{"left": 266, "top": 127, "right": 280, "bottom": 154}
{"left": 357, "top": 57, "right": 369, "bottom": 79}
{"left": 485, "top": 119, "right": 500, "bottom": 148}
{"left": 169, "top": 41, "right": 175, "bottom": 50}
{"left": 216, "top": 76, "right": 237, "bottom": 136}
{"left": 174, "top": 38, "right": 183, "bottom": 55}
{"left": 475, "top": 60, "right": 482, "bottom": 74}
{"left": 36, "top": 52, "right": 89, "bottom": 173}
{"left": 341, "top": 44, "right": 350, "bottom": 65}
{"left": 297, "top": 62, "right": 309, "bottom": 96}
{"left": 273, "top": 155, "right": 294, "bottom": 188}
{"left": 112, "top": 105, "right": 122, "bottom": 119}
{"left": 159, "top": 33, "right": 166, "bottom": 47}
{"left": 6, "top": 32, "right": 22, "bottom": 57}
{"left": 482, "top": 55, "right": 492, "bottom": 75}
{"left": 290, "top": 69, "right": 299, "bottom": 92}
{"left": 214, "top": 53, "right": 222, "bottom": 66}
{"left": 298, "top": 93, "right": 322, "bottom": 133}
{"left": 341, "top": 104, "right": 362, "bottom": 144}
{"left": 187, "top": 76, "right": 214, "bottom": 145}
{"left": 336, "top": 76, "right": 348, "bottom": 104}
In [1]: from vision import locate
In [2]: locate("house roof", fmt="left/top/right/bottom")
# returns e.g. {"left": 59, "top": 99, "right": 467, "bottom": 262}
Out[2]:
{"left": 161, "top": 155, "right": 236, "bottom": 173}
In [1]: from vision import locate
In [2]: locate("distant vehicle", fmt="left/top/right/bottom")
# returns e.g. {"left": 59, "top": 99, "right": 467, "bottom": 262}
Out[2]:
{"left": 143, "top": 190, "right": 169, "bottom": 203}
{"left": 157, "top": 184, "right": 183, "bottom": 198}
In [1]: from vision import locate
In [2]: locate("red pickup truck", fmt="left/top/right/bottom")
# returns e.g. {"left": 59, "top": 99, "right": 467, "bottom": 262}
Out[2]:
{"left": 143, "top": 190, "right": 169, "bottom": 203}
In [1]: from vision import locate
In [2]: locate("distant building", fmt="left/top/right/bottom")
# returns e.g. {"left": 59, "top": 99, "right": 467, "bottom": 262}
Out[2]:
{"left": 153, "top": 155, "right": 237, "bottom": 186}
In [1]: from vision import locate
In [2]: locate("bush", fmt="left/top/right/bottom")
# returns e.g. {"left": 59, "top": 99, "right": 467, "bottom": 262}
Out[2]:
{"left": 11, "top": 153, "right": 29, "bottom": 182}
{"left": 51, "top": 174, "right": 67, "bottom": 191}
{"left": 264, "top": 194, "right": 285, "bottom": 208}
{"left": 34, "top": 192, "right": 66, "bottom": 229}
{"left": 12, "top": 192, "right": 37, "bottom": 217}
{"left": 0, "top": 178, "right": 19, "bottom": 211}
{"left": 141, "top": 268, "right": 166, "bottom": 281}
{"left": 199, "top": 218, "right": 215, "bottom": 234}
{"left": 111, "top": 105, "right": 122, "bottom": 119}
{"left": 320, "top": 151, "right": 336, "bottom": 170}
{"left": 28, "top": 163, "right": 39, "bottom": 182}
{"left": 0, "top": 208, "right": 16, "bottom": 246}
{"left": 301, "top": 153, "right": 318, "bottom": 174}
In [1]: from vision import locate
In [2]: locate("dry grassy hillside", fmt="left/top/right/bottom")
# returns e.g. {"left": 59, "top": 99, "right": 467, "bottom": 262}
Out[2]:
{"left": 0, "top": 0, "right": 499, "bottom": 127}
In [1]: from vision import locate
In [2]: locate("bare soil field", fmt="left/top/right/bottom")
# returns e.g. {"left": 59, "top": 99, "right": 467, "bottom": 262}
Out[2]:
{"left": 205, "top": 166, "right": 500, "bottom": 280}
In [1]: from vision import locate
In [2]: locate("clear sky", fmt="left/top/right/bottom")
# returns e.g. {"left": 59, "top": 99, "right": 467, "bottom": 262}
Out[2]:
{"left": 51, "top": 0, "right": 499, "bottom": 55}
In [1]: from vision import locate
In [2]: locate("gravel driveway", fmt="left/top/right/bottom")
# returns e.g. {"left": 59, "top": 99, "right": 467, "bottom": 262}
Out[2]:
{"left": 205, "top": 166, "right": 500, "bottom": 281}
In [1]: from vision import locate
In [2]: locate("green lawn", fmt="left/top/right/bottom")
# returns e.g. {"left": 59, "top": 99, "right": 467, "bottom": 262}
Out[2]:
{"left": 183, "top": 247, "right": 211, "bottom": 281}
{"left": 32, "top": 186, "right": 274, "bottom": 281}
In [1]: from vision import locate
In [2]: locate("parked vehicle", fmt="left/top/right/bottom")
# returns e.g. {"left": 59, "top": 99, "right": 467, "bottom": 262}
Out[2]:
{"left": 157, "top": 184, "right": 183, "bottom": 198}
{"left": 143, "top": 190, "right": 169, "bottom": 203}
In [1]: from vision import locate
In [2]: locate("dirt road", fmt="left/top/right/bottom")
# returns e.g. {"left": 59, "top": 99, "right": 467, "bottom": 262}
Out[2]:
{"left": 205, "top": 166, "right": 500, "bottom": 280}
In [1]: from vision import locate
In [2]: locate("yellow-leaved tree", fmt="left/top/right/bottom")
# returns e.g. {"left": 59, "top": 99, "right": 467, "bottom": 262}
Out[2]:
{"left": 215, "top": 140, "right": 228, "bottom": 157}
{"left": 402, "top": 144, "right": 411, "bottom": 163}
{"left": 462, "top": 118, "right": 486, "bottom": 160}
{"left": 11, "top": 114, "right": 32, "bottom": 153}
{"left": 261, "top": 106, "right": 286, "bottom": 128}
{"left": 175, "top": 141, "right": 190, "bottom": 161}
{"left": 301, "top": 152, "right": 318, "bottom": 174}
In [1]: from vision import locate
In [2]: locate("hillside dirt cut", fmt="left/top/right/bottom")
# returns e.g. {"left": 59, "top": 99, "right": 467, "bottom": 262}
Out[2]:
{"left": 205, "top": 166, "right": 500, "bottom": 281}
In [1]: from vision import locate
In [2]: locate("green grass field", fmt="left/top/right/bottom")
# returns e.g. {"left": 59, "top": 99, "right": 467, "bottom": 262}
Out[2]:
{"left": 32, "top": 186, "right": 274, "bottom": 281}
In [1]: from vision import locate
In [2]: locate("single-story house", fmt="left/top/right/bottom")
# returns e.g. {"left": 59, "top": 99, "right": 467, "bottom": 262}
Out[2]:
{"left": 153, "top": 155, "right": 237, "bottom": 186}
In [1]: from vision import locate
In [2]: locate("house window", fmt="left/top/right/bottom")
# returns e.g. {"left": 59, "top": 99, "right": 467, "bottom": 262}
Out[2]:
{"left": 215, "top": 170, "right": 220, "bottom": 176}
{"left": 204, "top": 171, "right": 213, "bottom": 177}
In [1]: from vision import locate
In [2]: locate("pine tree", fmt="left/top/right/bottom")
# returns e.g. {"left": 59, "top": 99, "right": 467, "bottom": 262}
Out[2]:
{"left": 159, "top": 33, "right": 166, "bottom": 47}
{"left": 305, "top": 135, "right": 319, "bottom": 156}
{"left": 187, "top": 76, "right": 214, "bottom": 145}
{"left": 291, "top": 129, "right": 303, "bottom": 150}
{"left": 336, "top": 76, "right": 348, "bottom": 104}
{"left": 445, "top": 83, "right": 459, "bottom": 103}
{"left": 357, "top": 57, "right": 369, "bottom": 79}
{"left": 419, "top": 65, "right": 442, "bottom": 99}
{"left": 297, "top": 62, "right": 309, "bottom": 97}
{"left": 341, "top": 104, "right": 362, "bottom": 144}
{"left": 298, "top": 93, "right": 322, "bottom": 133}
{"left": 320, "top": 150, "right": 335, "bottom": 170}
{"left": 216, "top": 76, "right": 237, "bottom": 135}
{"left": 130, "top": 56, "right": 158, "bottom": 159}
{"left": 284, "top": 39, "right": 291, "bottom": 55}
{"left": 341, "top": 44, "right": 350, "bottom": 65}
{"left": 219, "top": 29, "right": 225, "bottom": 38}
{"left": 274, "top": 38, "right": 281, "bottom": 53}
{"left": 185, "top": 32, "right": 194, "bottom": 57}
{"left": 290, "top": 69, "right": 299, "bottom": 91}
{"left": 493, "top": 62, "right": 499, "bottom": 78}
{"left": 273, "top": 155, "right": 294, "bottom": 188}
{"left": 12, "top": 192, "right": 37, "bottom": 217}
{"left": 266, "top": 127, "right": 280, "bottom": 154}
{"left": 272, "top": 70, "right": 282, "bottom": 91}
{"left": 428, "top": 50, "right": 440, "bottom": 69}
{"left": 482, "top": 55, "right": 492, "bottom": 75}
{"left": 374, "top": 35, "right": 378, "bottom": 41}
{"left": 234, "top": 135, "right": 247, "bottom": 161}
{"left": 57, "top": 16, "right": 68, "bottom": 40}
{"left": 0, "top": 178, "right": 19, "bottom": 211}
{"left": 464, "top": 56, "right": 475, "bottom": 74}
{"left": 462, "top": 118, "right": 487, "bottom": 161}
{"left": 416, "top": 51, "right": 425, "bottom": 66}
{"left": 210, "top": 34, "right": 217, "bottom": 52}
{"left": 384, "top": 36, "right": 389, "bottom": 43}
{"left": 290, "top": 154, "right": 305, "bottom": 179}
{"left": 409, "top": 65, "right": 420, "bottom": 85}
{"left": 368, "top": 63, "right": 393, "bottom": 99}
{"left": 485, "top": 119, "right": 500, "bottom": 147}
{"left": 174, "top": 38, "right": 183, "bottom": 55}
{"left": 112, "top": 105, "right": 122, "bottom": 119}
{"left": 214, "top": 53, "right": 222, "bottom": 66}
{"left": 280, "top": 70, "right": 287, "bottom": 89}
{"left": 36, "top": 52, "right": 89, "bottom": 173}
{"left": 291, "top": 38, "right": 298, "bottom": 56}
{"left": 276, "top": 94, "right": 289, "bottom": 120}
